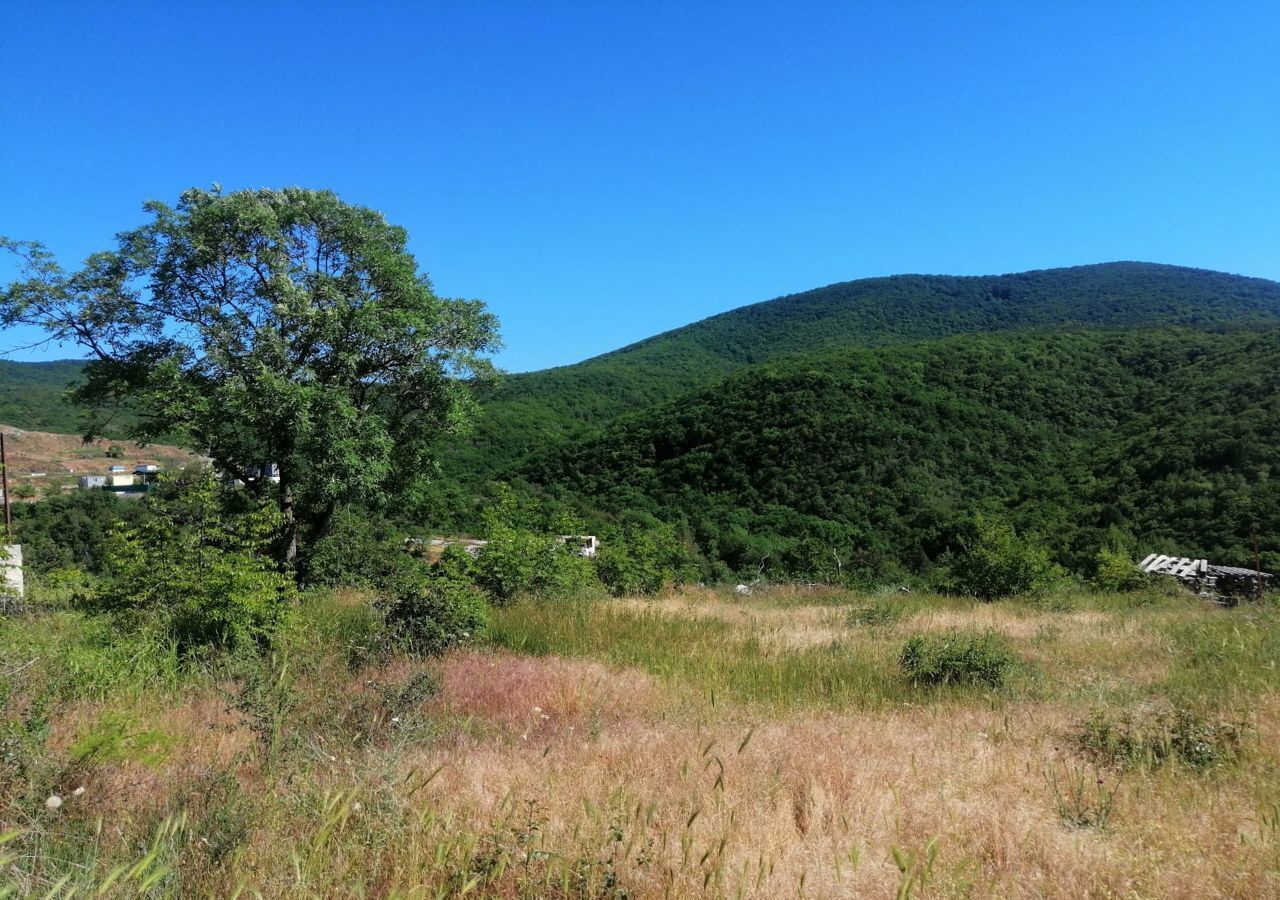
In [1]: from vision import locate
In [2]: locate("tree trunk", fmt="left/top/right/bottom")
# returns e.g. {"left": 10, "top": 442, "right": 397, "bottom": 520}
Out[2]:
{"left": 279, "top": 475, "right": 299, "bottom": 575}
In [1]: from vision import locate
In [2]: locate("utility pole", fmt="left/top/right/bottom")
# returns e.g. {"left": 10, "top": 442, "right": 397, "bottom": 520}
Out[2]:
{"left": 1, "top": 431, "right": 11, "bottom": 541}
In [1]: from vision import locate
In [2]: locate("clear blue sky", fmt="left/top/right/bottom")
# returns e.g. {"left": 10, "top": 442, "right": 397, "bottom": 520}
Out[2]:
{"left": 2, "top": 1, "right": 1278, "bottom": 371}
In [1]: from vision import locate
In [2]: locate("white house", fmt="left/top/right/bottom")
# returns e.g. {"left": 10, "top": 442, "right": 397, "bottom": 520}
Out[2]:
{"left": 560, "top": 535, "right": 600, "bottom": 558}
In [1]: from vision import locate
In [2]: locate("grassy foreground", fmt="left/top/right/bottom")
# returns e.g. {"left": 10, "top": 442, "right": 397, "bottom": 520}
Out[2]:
{"left": 2, "top": 585, "right": 1278, "bottom": 898}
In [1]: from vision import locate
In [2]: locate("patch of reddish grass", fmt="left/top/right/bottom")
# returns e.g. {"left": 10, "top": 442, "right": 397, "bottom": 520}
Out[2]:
{"left": 437, "top": 648, "right": 659, "bottom": 736}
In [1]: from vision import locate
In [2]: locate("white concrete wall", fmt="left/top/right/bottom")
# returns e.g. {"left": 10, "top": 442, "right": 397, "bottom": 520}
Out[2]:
{"left": 1, "top": 544, "right": 24, "bottom": 598}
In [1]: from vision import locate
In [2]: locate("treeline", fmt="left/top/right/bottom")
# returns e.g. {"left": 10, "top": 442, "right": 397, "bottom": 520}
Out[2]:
{"left": 515, "top": 328, "right": 1280, "bottom": 581}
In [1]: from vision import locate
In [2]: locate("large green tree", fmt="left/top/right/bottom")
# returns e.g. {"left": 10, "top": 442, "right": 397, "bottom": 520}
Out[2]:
{"left": 0, "top": 187, "right": 500, "bottom": 570}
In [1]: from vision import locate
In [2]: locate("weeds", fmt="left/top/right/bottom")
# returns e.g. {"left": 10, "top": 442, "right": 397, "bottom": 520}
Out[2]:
{"left": 1045, "top": 758, "right": 1120, "bottom": 828}
{"left": 846, "top": 598, "right": 906, "bottom": 627}
{"left": 899, "top": 630, "right": 1019, "bottom": 688}
{"left": 890, "top": 835, "right": 939, "bottom": 899}
{"left": 3, "top": 588, "right": 1279, "bottom": 897}
{"left": 1074, "top": 703, "right": 1252, "bottom": 772}
{"left": 228, "top": 651, "right": 296, "bottom": 765}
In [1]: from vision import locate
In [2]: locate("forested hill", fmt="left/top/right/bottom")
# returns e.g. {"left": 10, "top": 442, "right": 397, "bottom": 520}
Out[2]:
{"left": 502, "top": 263, "right": 1280, "bottom": 410}
{"left": 520, "top": 327, "right": 1280, "bottom": 580}
{"left": 457, "top": 262, "right": 1280, "bottom": 479}
{"left": 0, "top": 359, "right": 93, "bottom": 434}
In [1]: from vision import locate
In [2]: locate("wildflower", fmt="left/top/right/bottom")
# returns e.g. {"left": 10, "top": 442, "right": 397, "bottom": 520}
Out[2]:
{"left": 45, "top": 795, "right": 62, "bottom": 810}
{"left": 351, "top": 801, "right": 363, "bottom": 813}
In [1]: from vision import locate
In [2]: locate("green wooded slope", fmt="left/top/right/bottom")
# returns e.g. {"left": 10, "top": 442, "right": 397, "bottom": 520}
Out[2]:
{"left": 459, "top": 262, "right": 1280, "bottom": 480}
{"left": 521, "top": 328, "right": 1280, "bottom": 578}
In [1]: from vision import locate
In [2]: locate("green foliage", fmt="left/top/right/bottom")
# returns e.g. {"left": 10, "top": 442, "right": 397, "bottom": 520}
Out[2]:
{"left": 1, "top": 187, "right": 501, "bottom": 571}
{"left": 467, "top": 486, "right": 600, "bottom": 602}
{"left": 1092, "top": 548, "right": 1149, "bottom": 593}
{"left": 11, "top": 490, "right": 145, "bottom": 575}
{"left": 899, "top": 630, "right": 1019, "bottom": 688}
{"left": 91, "top": 470, "right": 294, "bottom": 653}
{"left": 1074, "top": 704, "right": 1251, "bottom": 771}
{"left": 940, "top": 518, "right": 1060, "bottom": 601}
{"left": 381, "top": 568, "right": 490, "bottom": 656}
{"left": 472, "top": 527, "right": 599, "bottom": 603}
{"left": 518, "top": 329, "right": 1280, "bottom": 582}
{"left": 300, "top": 506, "right": 410, "bottom": 588}
{"left": 594, "top": 523, "right": 691, "bottom": 596}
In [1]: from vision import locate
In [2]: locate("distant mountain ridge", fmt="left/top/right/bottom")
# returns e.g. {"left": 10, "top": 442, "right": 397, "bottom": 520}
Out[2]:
{"left": 456, "top": 262, "right": 1280, "bottom": 482}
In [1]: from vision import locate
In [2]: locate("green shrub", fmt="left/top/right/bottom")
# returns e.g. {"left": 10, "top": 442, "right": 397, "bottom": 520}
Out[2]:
{"left": 939, "top": 518, "right": 1059, "bottom": 600}
{"left": 847, "top": 598, "right": 907, "bottom": 627}
{"left": 899, "top": 630, "right": 1019, "bottom": 688}
{"left": 300, "top": 507, "right": 409, "bottom": 588}
{"left": 435, "top": 544, "right": 480, "bottom": 584}
{"left": 382, "top": 572, "right": 490, "bottom": 655}
{"left": 595, "top": 524, "right": 692, "bottom": 596}
{"left": 90, "top": 471, "right": 293, "bottom": 653}
{"left": 472, "top": 527, "right": 598, "bottom": 603}
{"left": 1074, "top": 703, "right": 1251, "bottom": 771}
{"left": 1092, "top": 548, "right": 1149, "bottom": 593}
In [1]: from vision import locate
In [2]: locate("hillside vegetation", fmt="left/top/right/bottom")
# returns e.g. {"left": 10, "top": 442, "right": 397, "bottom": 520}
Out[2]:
{"left": 455, "top": 263, "right": 1280, "bottom": 480}
{"left": 3, "top": 261, "right": 1280, "bottom": 899}
{"left": 0, "top": 360, "right": 94, "bottom": 435}
{"left": 522, "top": 328, "right": 1280, "bottom": 579}
{"left": 3, "top": 262, "right": 1278, "bottom": 584}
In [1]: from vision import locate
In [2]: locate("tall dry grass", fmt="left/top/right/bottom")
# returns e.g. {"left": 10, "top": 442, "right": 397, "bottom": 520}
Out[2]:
{"left": 2, "top": 588, "right": 1278, "bottom": 897}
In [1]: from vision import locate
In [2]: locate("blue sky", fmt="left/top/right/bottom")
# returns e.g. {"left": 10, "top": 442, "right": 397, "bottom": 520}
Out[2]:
{"left": 2, "top": 1, "right": 1278, "bottom": 371}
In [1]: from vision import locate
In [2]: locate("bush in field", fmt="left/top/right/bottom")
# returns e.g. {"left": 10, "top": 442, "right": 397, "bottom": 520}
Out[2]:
{"left": 899, "top": 630, "right": 1019, "bottom": 688}
{"left": 92, "top": 471, "right": 293, "bottom": 653}
{"left": 847, "top": 597, "right": 908, "bottom": 627}
{"left": 464, "top": 483, "right": 601, "bottom": 603}
{"left": 382, "top": 569, "right": 490, "bottom": 655}
{"left": 472, "top": 527, "right": 598, "bottom": 603}
{"left": 940, "top": 518, "right": 1059, "bottom": 600}
{"left": 1091, "top": 547, "right": 1149, "bottom": 593}
{"left": 300, "top": 506, "right": 411, "bottom": 588}
{"left": 595, "top": 523, "right": 692, "bottom": 596}
{"left": 434, "top": 544, "right": 480, "bottom": 584}
{"left": 1074, "top": 704, "right": 1251, "bottom": 771}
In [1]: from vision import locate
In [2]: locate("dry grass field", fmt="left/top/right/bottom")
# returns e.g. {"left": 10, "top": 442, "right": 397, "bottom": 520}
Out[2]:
{"left": 2, "top": 584, "right": 1278, "bottom": 898}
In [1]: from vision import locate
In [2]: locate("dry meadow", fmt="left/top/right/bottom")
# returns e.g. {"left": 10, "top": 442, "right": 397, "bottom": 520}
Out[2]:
{"left": 2, "top": 585, "right": 1278, "bottom": 898}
